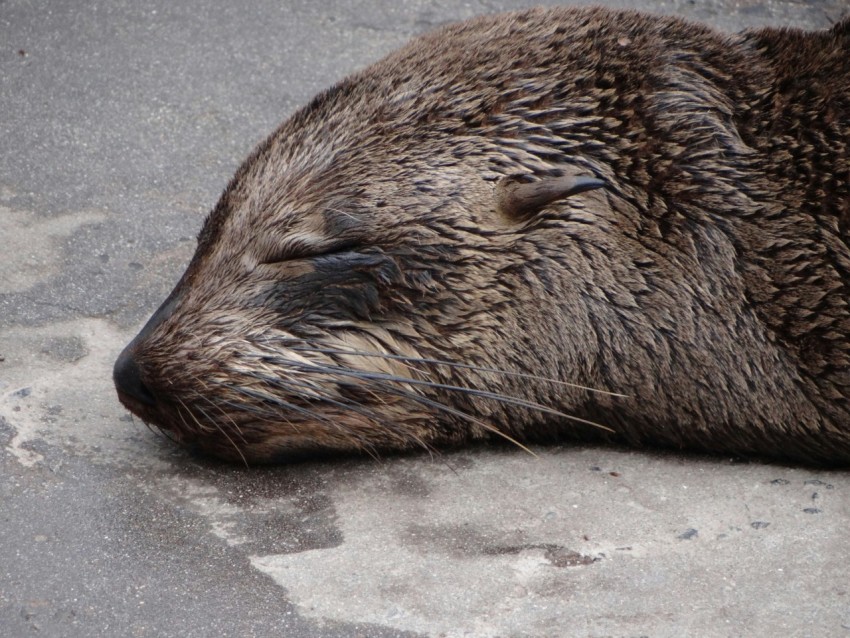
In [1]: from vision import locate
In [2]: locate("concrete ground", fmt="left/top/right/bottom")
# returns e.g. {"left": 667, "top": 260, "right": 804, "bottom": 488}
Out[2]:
{"left": 2, "top": 0, "right": 849, "bottom": 636}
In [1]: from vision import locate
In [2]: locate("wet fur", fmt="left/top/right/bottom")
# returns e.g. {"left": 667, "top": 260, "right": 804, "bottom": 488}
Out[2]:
{"left": 114, "top": 7, "right": 850, "bottom": 465}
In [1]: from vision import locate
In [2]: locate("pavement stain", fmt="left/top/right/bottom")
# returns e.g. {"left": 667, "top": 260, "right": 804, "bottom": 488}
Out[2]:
{"left": 403, "top": 521, "right": 516, "bottom": 558}
{"left": 0, "top": 317, "right": 164, "bottom": 468}
{"left": 383, "top": 463, "right": 434, "bottom": 497}
{"left": 0, "top": 206, "right": 108, "bottom": 294}
{"left": 38, "top": 335, "right": 89, "bottom": 363}
{"left": 486, "top": 543, "right": 600, "bottom": 568}
{"left": 402, "top": 520, "right": 600, "bottom": 567}
{"left": 124, "top": 459, "right": 358, "bottom": 554}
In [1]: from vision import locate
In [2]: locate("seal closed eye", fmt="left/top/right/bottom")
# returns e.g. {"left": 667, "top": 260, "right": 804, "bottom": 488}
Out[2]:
{"left": 113, "top": 7, "right": 850, "bottom": 466}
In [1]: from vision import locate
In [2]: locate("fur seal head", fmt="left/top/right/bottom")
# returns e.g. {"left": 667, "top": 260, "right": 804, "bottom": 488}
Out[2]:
{"left": 114, "top": 7, "right": 850, "bottom": 465}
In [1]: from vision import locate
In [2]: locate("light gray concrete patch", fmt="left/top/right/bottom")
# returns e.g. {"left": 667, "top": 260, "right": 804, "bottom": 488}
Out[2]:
{"left": 250, "top": 451, "right": 850, "bottom": 636}
{"left": 2, "top": 0, "right": 849, "bottom": 636}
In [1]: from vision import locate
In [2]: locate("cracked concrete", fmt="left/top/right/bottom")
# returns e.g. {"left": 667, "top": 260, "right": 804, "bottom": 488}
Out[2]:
{"left": 2, "top": 0, "right": 850, "bottom": 636}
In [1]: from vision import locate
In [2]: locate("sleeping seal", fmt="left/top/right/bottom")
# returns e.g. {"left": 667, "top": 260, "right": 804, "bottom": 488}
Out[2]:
{"left": 113, "top": 7, "right": 850, "bottom": 465}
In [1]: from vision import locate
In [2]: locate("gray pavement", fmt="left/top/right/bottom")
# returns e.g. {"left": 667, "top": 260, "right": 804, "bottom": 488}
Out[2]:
{"left": 2, "top": 0, "right": 849, "bottom": 636}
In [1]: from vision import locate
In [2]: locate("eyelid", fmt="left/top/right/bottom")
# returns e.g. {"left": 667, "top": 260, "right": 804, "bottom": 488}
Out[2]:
{"left": 258, "top": 236, "right": 362, "bottom": 265}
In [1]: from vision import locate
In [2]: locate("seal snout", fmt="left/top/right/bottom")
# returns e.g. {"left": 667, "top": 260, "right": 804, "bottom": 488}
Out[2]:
{"left": 113, "top": 284, "right": 183, "bottom": 413}
{"left": 113, "top": 347, "right": 157, "bottom": 408}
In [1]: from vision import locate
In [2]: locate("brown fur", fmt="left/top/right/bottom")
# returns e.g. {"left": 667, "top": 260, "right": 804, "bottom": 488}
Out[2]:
{"left": 114, "top": 7, "right": 850, "bottom": 465}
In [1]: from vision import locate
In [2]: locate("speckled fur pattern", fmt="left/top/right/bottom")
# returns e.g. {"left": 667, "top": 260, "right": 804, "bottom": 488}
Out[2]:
{"left": 114, "top": 7, "right": 850, "bottom": 465}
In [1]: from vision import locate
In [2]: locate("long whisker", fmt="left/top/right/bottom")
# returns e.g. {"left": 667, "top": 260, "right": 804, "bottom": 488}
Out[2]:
{"left": 132, "top": 412, "right": 180, "bottom": 445}
{"left": 188, "top": 399, "right": 249, "bottom": 467}
{"left": 232, "top": 374, "right": 435, "bottom": 460}
{"left": 158, "top": 423, "right": 179, "bottom": 444}
{"left": 175, "top": 398, "right": 208, "bottom": 434}
{"left": 187, "top": 380, "right": 248, "bottom": 445}
{"left": 263, "top": 357, "right": 613, "bottom": 433}
{"left": 355, "top": 376, "right": 538, "bottom": 456}
{"left": 219, "top": 398, "right": 302, "bottom": 435}
{"left": 228, "top": 384, "right": 376, "bottom": 456}
{"left": 290, "top": 345, "right": 628, "bottom": 398}
{"left": 242, "top": 358, "right": 537, "bottom": 454}
{"left": 190, "top": 373, "right": 247, "bottom": 442}
{"left": 301, "top": 378, "right": 441, "bottom": 461}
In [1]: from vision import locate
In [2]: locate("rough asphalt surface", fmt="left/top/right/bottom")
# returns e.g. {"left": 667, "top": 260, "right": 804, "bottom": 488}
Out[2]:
{"left": 2, "top": 0, "right": 850, "bottom": 636}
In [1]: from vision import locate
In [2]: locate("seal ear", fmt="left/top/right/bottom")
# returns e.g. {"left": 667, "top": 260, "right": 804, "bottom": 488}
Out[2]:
{"left": 495, "top": 173, "right": 605, "bottom": 221}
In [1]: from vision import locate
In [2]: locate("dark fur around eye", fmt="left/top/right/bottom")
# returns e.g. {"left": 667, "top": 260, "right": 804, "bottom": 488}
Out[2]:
{"left": 255, "top": 250, "right": 405, "bottom": 325}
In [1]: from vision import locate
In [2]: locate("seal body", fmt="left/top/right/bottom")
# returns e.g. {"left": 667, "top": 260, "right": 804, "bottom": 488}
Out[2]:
{"left": 114, "top": 7, "right": 850, "bottom": 465}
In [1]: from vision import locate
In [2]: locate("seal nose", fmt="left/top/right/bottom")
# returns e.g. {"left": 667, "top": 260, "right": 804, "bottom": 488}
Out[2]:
{"left": 113, "top": 348, "right": 157, "bottom": 407}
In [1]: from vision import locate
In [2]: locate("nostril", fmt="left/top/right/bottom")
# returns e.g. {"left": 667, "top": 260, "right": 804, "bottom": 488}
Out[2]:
{"left": 113, "top": 347, "right": 157, "bottom": 407}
